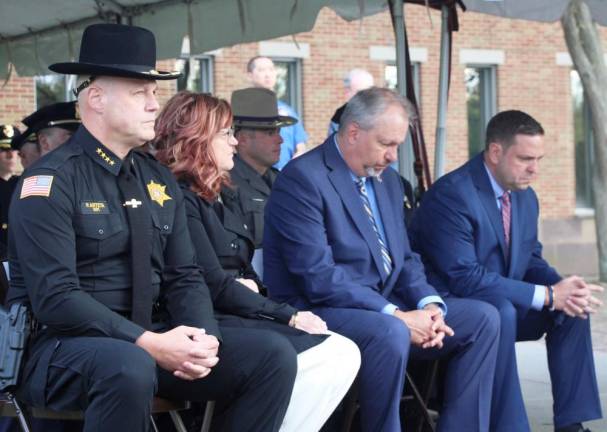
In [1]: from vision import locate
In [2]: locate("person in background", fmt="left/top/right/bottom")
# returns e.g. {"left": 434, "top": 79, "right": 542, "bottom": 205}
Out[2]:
{"left": 327, "top": 68, "right": 374, "bottom": 136}
{"left": 247, "top": 56, "right": 308, "bottom": 169}
{"left": 0, "top": 125, "right": 21, "bottom": 250}
{"left": 12, "top": 101, "right": 81, "bottom": 169}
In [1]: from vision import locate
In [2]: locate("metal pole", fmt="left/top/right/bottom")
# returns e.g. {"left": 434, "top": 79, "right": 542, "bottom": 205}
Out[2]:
{"left": 390, "top": 0, "right": 415, "bottom": 183}
{"left": 434, "top": 5, "right": 450, "bottom": 179}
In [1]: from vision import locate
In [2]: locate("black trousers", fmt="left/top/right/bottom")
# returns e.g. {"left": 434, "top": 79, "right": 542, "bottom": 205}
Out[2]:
{"left": 17, "top": 326, "right": 298, "bottom": 432}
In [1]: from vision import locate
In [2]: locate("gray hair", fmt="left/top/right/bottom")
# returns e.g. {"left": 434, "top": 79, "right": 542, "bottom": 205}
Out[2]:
{"left": 340, "top": 87, "right": 416, "bottom": 131}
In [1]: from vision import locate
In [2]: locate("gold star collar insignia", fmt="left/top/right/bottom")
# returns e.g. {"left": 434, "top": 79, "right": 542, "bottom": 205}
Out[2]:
{"left": 96, "top": 147, "right": 116, "bottom": 166}
{"left": 147, "top": 180, "right": 172, "bottom": 207}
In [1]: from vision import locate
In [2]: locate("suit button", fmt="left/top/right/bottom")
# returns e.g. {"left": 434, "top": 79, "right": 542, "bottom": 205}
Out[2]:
{"left": 163, "top": 224, "right": 169, "bottom": 230}
{"left": 98, "top": 229, "right": 104, "bottom": 235}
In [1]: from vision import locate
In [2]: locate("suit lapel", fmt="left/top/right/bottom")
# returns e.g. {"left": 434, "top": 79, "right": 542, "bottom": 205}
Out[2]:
{"left": 324, "top": 142, "right": 387, "bottom": 282}
{"left": 470, "top": 155, "right": 508, "bottom": 262}
{"left": 372, "top": 176, "right": 401, "bottom": 279}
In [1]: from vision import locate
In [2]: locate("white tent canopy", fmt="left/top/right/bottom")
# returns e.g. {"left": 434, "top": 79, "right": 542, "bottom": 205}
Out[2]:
{"left": 1, "top": 0, "right": 606, "bottom": 79}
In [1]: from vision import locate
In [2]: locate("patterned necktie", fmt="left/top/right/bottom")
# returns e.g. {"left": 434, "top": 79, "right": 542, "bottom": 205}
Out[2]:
{"left": 500, "top": 191, "right": 511, "bottom": 258}
{"left": 356, "top": 179, "right": 393, "bottom": 276}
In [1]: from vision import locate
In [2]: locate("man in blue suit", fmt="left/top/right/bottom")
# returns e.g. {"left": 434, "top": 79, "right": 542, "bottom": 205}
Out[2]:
{"left": 410, "top": 110, "right": 604, "bottom": 432}
{"left": 264, "top": 87, "right": 500, "bottom": 432}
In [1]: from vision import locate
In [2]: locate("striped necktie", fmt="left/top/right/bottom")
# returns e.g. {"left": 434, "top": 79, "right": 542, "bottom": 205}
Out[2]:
{"left": 500, "top": 191, "right": 511, "bottom": 259}
{"left": 356, "top": 178, "right": 393, "bottom": 276}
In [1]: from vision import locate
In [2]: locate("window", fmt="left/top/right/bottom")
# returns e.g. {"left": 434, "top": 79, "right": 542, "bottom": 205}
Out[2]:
{"left": 384, "top": 62, "right": 421, "bottom": 103}
{"left": 571, "top": 70, "right": 594, "bottom": 208}
{"left": 465, "top": 66, "right": 497, "bottom": 157}
{"left": 175, "top": 55, "right": 214, "bottom": 93}
{"left": 272, "top": 58, "right": 302, "bottom": 115}
{"left": 35, "top": 74, "right": 73, "bottom": 108}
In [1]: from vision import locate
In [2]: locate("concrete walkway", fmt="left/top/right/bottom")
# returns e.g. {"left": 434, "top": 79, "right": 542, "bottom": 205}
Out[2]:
{"left": 520, "top": 290, "right": 607, "bottom": 431}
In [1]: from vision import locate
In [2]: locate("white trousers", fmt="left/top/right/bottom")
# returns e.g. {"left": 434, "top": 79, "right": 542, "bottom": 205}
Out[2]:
{"left": 280, "top": 331, "right": 361, "bottom": 432}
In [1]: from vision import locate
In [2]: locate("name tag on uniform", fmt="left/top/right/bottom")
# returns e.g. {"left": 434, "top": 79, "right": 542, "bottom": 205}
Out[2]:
{"left": 80, "top": 201, "right": 110, "bottom": 214}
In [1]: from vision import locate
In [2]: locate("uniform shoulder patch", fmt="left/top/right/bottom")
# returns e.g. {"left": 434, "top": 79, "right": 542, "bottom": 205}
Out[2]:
{"left": 20, "top": 175, "right": 54, "bottom": 199}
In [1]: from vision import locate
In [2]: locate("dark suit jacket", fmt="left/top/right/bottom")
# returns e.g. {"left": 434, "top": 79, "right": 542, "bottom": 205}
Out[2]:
{"left": 223, "top": 155, "right": 278, "bottom": 248}
{"left": 182, "top": 184, "right": 296, "bottom": 323}
{"left": 263, "top": 136, "right": 438, "bottom": 312}
{"left": 409, "top": 153, "right": 561, "bottom": 314}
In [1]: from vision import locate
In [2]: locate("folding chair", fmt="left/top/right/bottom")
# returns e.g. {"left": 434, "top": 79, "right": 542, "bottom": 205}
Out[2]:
{"left": 339, "top": 360, "right": 440, "bottom": 432}
{"left": 0, "top": 392, "right": 191, "bottom": 432}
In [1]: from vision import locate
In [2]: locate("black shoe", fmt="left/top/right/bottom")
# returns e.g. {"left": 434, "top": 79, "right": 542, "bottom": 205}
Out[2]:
{"left": 555, "top": 423, "right": 591, "bottom": 432}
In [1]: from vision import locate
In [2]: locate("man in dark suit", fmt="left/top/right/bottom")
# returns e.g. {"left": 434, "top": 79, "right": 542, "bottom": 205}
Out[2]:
{"left": 409, "top": 110, "right": 603, "bottom": 432}
{"left": 264, "top": 87, "right": 500, "bottom": 432}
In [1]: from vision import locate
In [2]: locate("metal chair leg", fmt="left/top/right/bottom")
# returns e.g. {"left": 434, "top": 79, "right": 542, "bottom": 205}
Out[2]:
{"left": 8, "top": 393, "right": 32, "bottom": 432}
{"left": 169, "top": 410, "right": 188, "bottom": 432}
{"left": 200, "top": 401, "right": 215, "bottom": 432}
{"left": 406, "top": 371, "right": 436, "bottom": 432}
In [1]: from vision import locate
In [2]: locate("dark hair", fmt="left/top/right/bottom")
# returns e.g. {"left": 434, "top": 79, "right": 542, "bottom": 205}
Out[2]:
{"left": 485, "top": 110, "right": 544, "bottom": 150}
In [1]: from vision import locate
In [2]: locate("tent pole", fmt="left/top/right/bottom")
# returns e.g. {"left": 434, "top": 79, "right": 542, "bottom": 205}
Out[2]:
{"left": 390, "top": 0, "right": 414, "bottom": 181}
{"left": 434, "top": 5, "right": 450, "bottom": 179}
{"left": 390, "top": 0, "right": 408, "bottom": 98}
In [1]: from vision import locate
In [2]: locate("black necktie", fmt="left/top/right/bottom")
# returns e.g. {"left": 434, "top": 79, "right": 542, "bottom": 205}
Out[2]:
{"left": 117, "top": 158, "right": 153, "bottom": 329}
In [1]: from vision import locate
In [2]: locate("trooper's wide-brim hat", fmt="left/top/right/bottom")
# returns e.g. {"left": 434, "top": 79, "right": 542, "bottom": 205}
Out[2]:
{"left": 231, "top": 87, "right": 297, "bottom": 129}
{"left": 12, "top": 101, "right": 81, "bottom": 150}
{"left": 49, "top": 23, "right": 180, "bottom": 81}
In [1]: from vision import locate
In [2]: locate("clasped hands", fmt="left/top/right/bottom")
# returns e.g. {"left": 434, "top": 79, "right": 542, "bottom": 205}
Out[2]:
{"left": 552, "top": 275, "right": 604, "bottom": 318}
{"left": 394, "top": 305, "right": 454, "bottom": 349}
{"left": 136, "top": 326, "right": 219, "bottom": 381}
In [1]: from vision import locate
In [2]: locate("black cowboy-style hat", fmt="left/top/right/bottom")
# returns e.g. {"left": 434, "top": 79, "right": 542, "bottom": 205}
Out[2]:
{"left": 12, "top": 102, "right": 81, "bottom": 150}
{"left": 0, "top": 125, "right": 20, "bottom": 151}
{"left": 49, "top": 23, "right": 180, "bottom": 83}
{"left": 231, "top": 88, "right": 297, "bottom": 129}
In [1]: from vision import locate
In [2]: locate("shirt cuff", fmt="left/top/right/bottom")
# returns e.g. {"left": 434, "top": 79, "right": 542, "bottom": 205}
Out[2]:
{"left": 417, "top": 295, "right": 448, "bottom": 317}
{"left": 531, "top": 285, "right": 546, "bottom": 310}
{"left": 381, "top": 303, "right": 399, "bottom": 315}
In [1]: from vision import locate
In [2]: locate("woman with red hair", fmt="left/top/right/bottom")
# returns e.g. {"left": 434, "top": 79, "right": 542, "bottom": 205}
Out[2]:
{"left": 153, "top": 91, "right": 360, "bottom": 432}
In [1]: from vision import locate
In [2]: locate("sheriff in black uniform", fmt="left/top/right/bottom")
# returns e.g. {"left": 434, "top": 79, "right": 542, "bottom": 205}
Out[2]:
{"left": 222, "top": 88, "right": 295, "bottom": 249}
{"left": 7, "top": 24, "right": 296, "bottom": 432}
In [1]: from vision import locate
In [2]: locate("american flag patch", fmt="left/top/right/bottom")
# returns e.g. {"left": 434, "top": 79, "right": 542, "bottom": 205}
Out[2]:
{"left": 20, "top": 175, "right": 54, "bottom": 199}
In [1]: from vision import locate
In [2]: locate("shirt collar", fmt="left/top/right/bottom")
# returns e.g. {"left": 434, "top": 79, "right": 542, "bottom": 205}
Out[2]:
{"left": 483, "top": 161, "right": 507, "bottom": 200}
{"left": 78, "top": 126, "right": 123, "bottom": 176}
{"left": 333, "top": 134, "right": 368, "bottom": 184}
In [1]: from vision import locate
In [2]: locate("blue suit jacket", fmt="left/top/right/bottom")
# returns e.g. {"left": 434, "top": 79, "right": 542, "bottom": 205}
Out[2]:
{"left": 263, "top": 137, "right": 438, "bottom": 312}
{"left": 410, "top": 153, "right": 561, "bottom": 314}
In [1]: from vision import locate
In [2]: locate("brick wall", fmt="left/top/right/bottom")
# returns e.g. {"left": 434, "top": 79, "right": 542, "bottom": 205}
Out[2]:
{"left": 2, "top": 5, "right": 607, "bottom": 224}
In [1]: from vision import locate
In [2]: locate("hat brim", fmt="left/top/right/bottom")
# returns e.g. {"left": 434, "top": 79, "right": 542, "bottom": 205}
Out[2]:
{"left": 233, "top": 115, "right": 297, "bottom": 129}
{"left": 11, "top": 130, "right": 36, "bottom": 150}
{"left": 49, "top": 62, "right": 181, "bottom": 80}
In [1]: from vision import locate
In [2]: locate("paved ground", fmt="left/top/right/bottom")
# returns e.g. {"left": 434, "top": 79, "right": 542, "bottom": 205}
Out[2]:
{"left": 521, "top": 289, "right": 607, "bottom": 431}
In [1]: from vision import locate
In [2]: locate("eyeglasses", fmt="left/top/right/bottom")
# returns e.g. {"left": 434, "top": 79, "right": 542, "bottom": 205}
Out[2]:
{"left": 217, "top": 127, "right": 235, "bottom": 139}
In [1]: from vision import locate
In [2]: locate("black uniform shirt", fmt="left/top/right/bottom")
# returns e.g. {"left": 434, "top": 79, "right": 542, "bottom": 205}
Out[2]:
{"left": 7, "top": 126, "right": 219, "bottom": 342}
{"left": 0, "top": 176, "right": 19, "bottom": 251}
{"left": 222, "top": 155, "right": 278, "bottom": 248}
